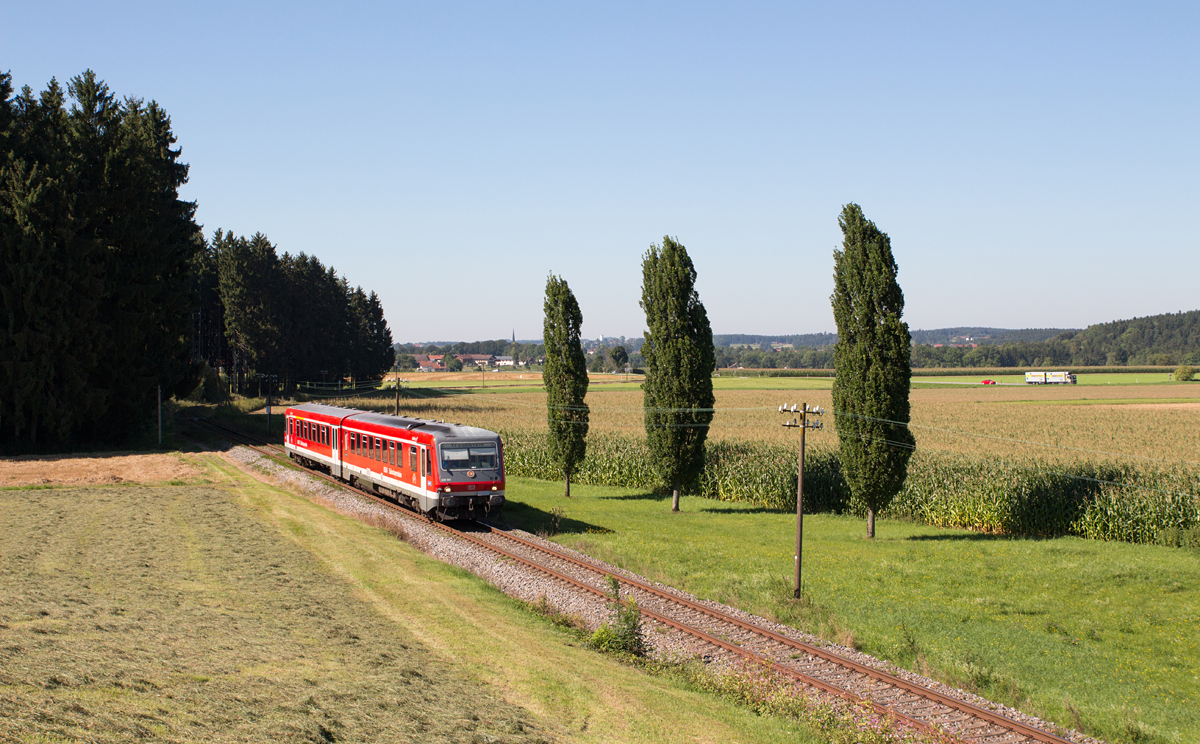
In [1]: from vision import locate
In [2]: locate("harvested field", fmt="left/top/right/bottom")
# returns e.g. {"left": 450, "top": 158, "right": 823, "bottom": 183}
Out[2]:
{"left": 0, "top": 482, "right": 548, "bottom": 743}
{"left": 0, "top": 452, "right": 202, "bottom": 487}
{"left": 329, "top": 382, "right": 1200, "bottom": 467}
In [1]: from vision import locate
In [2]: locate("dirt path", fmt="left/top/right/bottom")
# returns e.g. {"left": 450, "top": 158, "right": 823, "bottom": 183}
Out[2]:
{"left": 0, "top": 452, "right": 202, "bottom": 487}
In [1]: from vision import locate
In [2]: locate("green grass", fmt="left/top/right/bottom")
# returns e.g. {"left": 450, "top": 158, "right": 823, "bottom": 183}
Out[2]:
{"left": 503, "top": 476, "right": 1200, "bottom": 744}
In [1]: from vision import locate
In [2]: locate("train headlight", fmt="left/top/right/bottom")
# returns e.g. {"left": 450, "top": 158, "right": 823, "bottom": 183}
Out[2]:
{"left": 491, "top": 486, "right": 497, "bottom": 491}
{"left": 444, "top": 486, "right": 452, "bottom": 493}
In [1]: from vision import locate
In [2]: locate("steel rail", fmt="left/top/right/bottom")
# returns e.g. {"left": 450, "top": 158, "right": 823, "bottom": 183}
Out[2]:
{"left": 475, "top": 525, "right": 1073, "bottom": 744}
{"left": 190, "top": 417, "right": 1074, "bottom": 744}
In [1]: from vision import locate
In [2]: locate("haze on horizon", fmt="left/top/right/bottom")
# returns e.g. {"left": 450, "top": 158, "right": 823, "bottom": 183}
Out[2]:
{"left": 7, "top": 2, "right": 1196, "bottom": 343}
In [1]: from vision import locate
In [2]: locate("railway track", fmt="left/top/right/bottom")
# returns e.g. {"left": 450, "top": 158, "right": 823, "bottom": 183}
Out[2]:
{"left": 190, "top": 416, "right": 1080, "bottom": 744}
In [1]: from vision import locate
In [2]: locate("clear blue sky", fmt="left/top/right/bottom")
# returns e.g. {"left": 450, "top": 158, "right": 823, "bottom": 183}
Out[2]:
{"left": 6, "top": 2, "right": 1197, "bottom": 343}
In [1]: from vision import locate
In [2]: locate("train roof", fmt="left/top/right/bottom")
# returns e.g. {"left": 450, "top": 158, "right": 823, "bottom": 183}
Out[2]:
{"left": 286, "top": 402, "right": 498, "bottom": 442}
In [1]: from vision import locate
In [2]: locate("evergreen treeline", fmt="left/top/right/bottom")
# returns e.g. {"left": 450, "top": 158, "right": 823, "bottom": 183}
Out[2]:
{"left": 193, "top": 230, "right": 394, "bottom": 394}
{"left": 1, "top": 70, "right": 395, "bottom": 450}
{"left": 0, "top": 71, "right": 200, "bottom": 449}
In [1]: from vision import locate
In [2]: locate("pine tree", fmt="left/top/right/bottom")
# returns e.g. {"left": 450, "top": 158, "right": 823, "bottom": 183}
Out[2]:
{"left": 543, "top": 274, "right": 589, "bottom": 497}
{"left": 640, "top": 237, "right": 714, "bottom": 511}
{"left": 830, "top": 203, "right": 915, "bottom": 538}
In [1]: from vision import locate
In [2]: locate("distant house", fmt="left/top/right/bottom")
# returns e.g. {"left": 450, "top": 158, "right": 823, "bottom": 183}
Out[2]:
{"left": 495, "top": 356, "right": 515, "bottom": 366}
{"left": 458, "top": 353, "right": 496, "bottom": 366}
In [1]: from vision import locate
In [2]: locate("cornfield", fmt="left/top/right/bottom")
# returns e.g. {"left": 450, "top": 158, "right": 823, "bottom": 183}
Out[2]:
{"left": 312, "top": 384, "right": 1200, "bottom": 545}
{"left": 499, "top": 428, "right": 1200, "bottom": 545}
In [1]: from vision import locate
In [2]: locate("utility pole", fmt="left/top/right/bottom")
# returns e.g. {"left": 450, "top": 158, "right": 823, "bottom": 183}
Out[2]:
{"left": 264, "top": 374, "right": 278, "bottom": 438}
{"left": 157, "top": 385, "right": 162, "bottom": 446}
{"left": 780, "top": 402, "right": 823, "bottom": 599}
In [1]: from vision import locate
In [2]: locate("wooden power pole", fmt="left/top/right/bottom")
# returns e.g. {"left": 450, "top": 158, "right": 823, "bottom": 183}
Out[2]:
{"left": 780, "top": 402, "right": 823, "bottom": 599}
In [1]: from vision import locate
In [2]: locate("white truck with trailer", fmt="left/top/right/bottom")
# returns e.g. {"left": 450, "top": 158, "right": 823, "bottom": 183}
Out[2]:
{"left": 1025, "top": 371, "right": 1077, "bottom": 385}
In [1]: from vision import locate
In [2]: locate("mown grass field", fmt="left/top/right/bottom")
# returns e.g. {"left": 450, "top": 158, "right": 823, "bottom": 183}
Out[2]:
{"left": 503, "top": 477, "right": 1200, "bottom": 744}
{"left": 0, "top": 455, "right": 848, "bottom": 744}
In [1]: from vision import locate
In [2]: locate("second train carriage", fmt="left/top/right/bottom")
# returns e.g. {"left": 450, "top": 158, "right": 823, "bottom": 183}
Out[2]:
{"left": 283, "top": 402, "right": 505, "bottom": 520}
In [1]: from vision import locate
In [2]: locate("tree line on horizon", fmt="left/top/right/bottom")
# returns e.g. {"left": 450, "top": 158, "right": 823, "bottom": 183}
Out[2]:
{"left": 711, "top": 309, "right": 1200, "bottom": 370}
{"left": 0, "top": 70, "right": 394, "bottom": 450}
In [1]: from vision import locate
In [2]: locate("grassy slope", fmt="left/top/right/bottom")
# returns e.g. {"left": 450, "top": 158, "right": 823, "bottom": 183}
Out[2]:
{"left": 0, "top": 457, "right": 830, "bottom": 744}
{"left": 503, "top": 477, "right": 1200, "bottom": 744}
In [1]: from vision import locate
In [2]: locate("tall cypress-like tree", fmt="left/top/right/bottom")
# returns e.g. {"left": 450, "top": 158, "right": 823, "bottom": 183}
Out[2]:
{"left": 543, "top": 274, "right": 589, "bottom": 497}
{"left": 830, "top": 203, "right": 915, "bottom": 538}
{"left": 640, "top": 236, "right": 714, "bottom": 511}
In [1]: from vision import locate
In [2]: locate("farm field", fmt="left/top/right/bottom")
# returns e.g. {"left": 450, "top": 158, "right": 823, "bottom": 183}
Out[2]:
{"left": 502, "top": 476, "right": 1200, "bottom": 744}
{"left": 0, "top": 454, "right": 839, "bottom": 744}
{"left": 315, "top": 372, "right": 1200, "bottom": 466}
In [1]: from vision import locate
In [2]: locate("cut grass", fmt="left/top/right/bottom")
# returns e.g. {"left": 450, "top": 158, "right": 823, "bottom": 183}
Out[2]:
{"left": 0, "top": 480, "right": 548, "bottom": 743}
{"left": 502, "top": 476, "right": 1200, "bottom": 744}
{"left": 0, "top": 457, "right": 843, "bottom": 744}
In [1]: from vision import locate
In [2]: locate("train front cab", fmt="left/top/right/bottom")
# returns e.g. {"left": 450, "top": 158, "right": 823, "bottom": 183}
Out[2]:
{"left": 432, "top": 438, "right": 505, "bottom": 521}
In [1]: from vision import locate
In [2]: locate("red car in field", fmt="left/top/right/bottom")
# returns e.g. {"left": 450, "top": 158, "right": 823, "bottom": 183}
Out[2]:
{"left": 981, "top": 379, "right": 996, "bottom": 385}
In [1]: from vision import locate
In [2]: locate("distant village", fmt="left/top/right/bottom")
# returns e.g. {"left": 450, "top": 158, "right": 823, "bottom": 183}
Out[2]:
{"left": 408, "top": 353, "right": 523, "bottom": 372}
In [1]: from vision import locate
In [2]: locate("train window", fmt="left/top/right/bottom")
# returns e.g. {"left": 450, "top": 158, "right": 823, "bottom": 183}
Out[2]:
{"left": 440, "top": 443, "right": 497, "bottom": 471}
{"left": 424, "top": 448, "right": 431, "bottom": 478}
{"left": 321, "top": 426, "right": 327, "bottom": 445}
{"left": 375, "top": 437, "right": 382, "bottom": 461}
{"left": 389, "top": 441, "right": 396, "bottom": 466}
{"left": 409, "top": 445, "right": 417, "bottom": 471}
{"left": 352, "top": 432, "right": 359, "bottom": 455}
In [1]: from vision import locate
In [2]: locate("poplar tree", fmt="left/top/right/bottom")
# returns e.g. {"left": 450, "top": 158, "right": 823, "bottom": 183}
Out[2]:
{"left": 830, "top": 203, "right": 915, "bottom": 538}
{"left": 543, "top": 274, "right": 589, "bottom": 497}
{"left": 640, "top": 237, "right": 714, "bottom": 511}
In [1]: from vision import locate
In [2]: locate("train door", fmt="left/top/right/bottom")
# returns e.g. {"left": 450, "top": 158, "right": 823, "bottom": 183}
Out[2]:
{"left": 330, "top": 426, "right": 341, "bottom": 478}
{"left": 418, "top": 443, "right": 428, "bottom": 493}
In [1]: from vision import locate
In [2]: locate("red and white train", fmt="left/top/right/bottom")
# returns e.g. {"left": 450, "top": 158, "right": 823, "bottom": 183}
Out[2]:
{"left": 283, "top": 402, "right": 505, "bottom": 521}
